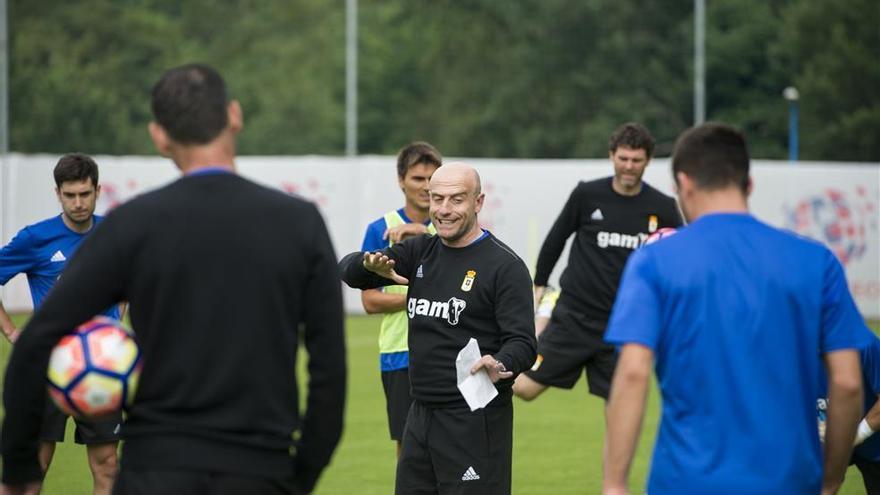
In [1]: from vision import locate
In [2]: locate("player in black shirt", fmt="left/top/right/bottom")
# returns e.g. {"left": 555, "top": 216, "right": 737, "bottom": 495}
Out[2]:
{"left": 512, "top": 124, "right": 682, "bottom": 437}
{"left": 1, "top": 64, "right": 346, "bottom": 495}
{"left": 340, "top": 163, "right": 536, "bottom": 495}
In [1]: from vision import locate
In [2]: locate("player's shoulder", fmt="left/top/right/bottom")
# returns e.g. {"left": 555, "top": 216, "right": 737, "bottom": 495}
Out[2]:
{"left": 405, "top": 231, "right": 438, "bottom": 251}
{"left": 638, "top": 181, "right": 677, "bottom": 203}
{"left": 576, "top": 177, "right": 612, "bottom": 194}
{"left": 20, "top": 215, "right": 65, "bottom": 241}
{"left": 764, "top": 220, "right": 835, "bottom": 260}
{"left": 364, "top": 216, "right": 387, "bottom": 233}
{"left": 135, "top": 174, "right": 318, "bottom": 212}
{"left": 484, "top": 232, "right": 528, "bottom": 267}
{"left": 366, "top": 208, "right": 402, "bottom": 232}
{"left": 862, "top": 332, "right": 880, "bottom": 359}
{"left": 230, "top": 175, "right": 318, "bottom": 209}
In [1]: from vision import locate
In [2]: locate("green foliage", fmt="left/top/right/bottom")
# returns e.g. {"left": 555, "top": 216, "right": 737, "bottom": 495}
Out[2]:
{"left": 776, "top": 0, "right": 880, "bottom": 161}
{"left": 7, "top": 0, "right": 878, "bottom": 160}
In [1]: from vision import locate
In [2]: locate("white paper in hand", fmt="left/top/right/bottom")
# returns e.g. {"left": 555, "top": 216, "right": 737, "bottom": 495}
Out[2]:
{"left": 456, "top": 338, "right": 498, "bottom": 411}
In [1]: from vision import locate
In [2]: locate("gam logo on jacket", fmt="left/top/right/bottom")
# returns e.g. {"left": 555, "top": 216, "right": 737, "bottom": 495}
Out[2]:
{"left": 596, "top": 231, "right": 648, "bottom": 249}
{"left": 407, "top": 297, "right": 467, "bottom": 325}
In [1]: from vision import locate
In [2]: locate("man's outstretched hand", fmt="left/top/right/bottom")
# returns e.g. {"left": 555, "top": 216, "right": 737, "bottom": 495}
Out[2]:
{"left": 363, "top": 252, "right": 409, "bottom": 285}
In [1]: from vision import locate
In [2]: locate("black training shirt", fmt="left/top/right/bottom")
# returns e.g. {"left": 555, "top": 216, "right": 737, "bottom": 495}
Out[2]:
{"left": 341, "top": 232, "right": 537, "bottom": 407}
{"left": 534, "top": 177, "right": 683, "bottom": 327}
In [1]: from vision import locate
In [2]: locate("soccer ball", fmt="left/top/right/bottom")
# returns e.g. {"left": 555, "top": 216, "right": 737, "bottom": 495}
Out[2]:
{"left": 47, "top": 317, "right": 141, "bottom": 418}
{"left": 645, "top": 227, "right": 678, "bottom": 245}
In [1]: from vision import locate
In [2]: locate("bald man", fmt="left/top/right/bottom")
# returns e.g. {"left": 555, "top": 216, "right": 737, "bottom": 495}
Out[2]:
{"left": 341, "top": 163, "right": 537, "bottom": 495}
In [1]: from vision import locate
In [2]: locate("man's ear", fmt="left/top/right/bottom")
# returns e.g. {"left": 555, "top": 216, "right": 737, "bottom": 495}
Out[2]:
{"left": 675, "top": 171, "right": 694, "bottom": 196}
{"left": 745, "top": 176, "right": 754, "bottom": 198}
{"left": 227, "top": 100, "right": 243, "bottom": 134}
{"left": 148, "top": 121, "right": 172, "bottom": 158}
{"left": 473, "top": 192, "right": 486, "bottom": 214}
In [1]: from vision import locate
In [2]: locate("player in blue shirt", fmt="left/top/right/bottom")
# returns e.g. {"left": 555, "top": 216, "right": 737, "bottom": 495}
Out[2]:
{"left": 360, "top": 142, "right": 441, "bottom": 457}
{"left": 602, "top": 123, "right": 868, "bottom": 495}
{"left": 0, "top": 153, "right": 123, "bottom": 495}
{"left": 819, "top": 331, "right": 880, "bottom": 494}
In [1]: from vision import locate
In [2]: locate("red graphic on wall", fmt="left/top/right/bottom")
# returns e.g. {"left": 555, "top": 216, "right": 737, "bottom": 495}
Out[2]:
{"left": 280, "top": 178, "right": 330, "bottom": 208}
{"left": 785, "top": 187, "right": 878, "bottom": 266}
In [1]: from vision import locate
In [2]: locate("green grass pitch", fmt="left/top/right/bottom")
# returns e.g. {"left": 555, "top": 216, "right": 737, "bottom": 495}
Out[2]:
{"left": 0, "top": 314, "right": 876, "bottom": 493}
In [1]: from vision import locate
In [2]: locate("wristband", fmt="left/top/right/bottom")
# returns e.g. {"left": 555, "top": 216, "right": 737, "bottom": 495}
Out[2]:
{"left": 855, "top": 418, "right": 874, "bottom": 446}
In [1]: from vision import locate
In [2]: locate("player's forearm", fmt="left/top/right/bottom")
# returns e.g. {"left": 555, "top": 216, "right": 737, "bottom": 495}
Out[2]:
{"left": 533, "top": 244, "right": 562, "bottom": 286}
{"left": 534, "top": 194, "right": 578, "bottom": 285}
{"left": 117, "top": 302, "right": 128, "bottom": 322}
{"left": 299, "top": 223, "right": 347, "bottom": 493}
{"left": 533, "top": 285, "right": 547, "bottom": 311}
{"left": 864, "top": 397, "right": 880, "bottom": 431}
{"left": 495, "top": 308, "right": 538, "bottom": 375}
{"left": 604, "top": 345, "right": 652, "bottom": 492}
{"left": 494, "top": 263, "right": 538, "bottom": 375}
{"left": 360, "top": 289, "right": 406, "bottom": 314}
{"left": 0, "top": 300, "right": 18, "bottom": 340}
{"left": 534, "top": 220, "right": 571, "bottom": 285}
{"left": 822, "top": 350, "right": 863, "bottom": 490}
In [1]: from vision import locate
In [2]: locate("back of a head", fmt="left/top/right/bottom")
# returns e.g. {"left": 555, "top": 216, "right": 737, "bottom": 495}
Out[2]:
{"left": 608, "top": 122, "right": 655, "bottom": 157}
{"left": 151, "top": 64, "right": 229, "bottom": 145}
{"left": 672, "top": 122, "right": 750, "bottom": 194}
{"left": 54, "top": 153, "right": 98, "bottom": 188}
{"left": 396, "top": 142, "right": 443, "bottom": 178}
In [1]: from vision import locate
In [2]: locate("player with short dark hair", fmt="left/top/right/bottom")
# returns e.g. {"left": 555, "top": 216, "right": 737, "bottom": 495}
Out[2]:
{"left": 608, "top": 122, "right": 655, "bottom": 158}
{"left": 52, "top": 152, "right": 100, "bottom": 188}
{"left": 0, "top": 152, "right": 122, "bottom": 495}
{"left": 1, "top": 63, "right": 346, "bottom": 495}
{"left": 360, "top": 142, "right": 442, "bottom": 456}
{"left": 150, "top": 64, "right": 229, "bottom": 145}
{"left": 603, "top": 122, "right": 867, "bottom": 495}
{"left": 341, "top": 163, "right": 537, "bottom": 494}
{"left": 512, "top": 123, "right": 682, "bottom": 450}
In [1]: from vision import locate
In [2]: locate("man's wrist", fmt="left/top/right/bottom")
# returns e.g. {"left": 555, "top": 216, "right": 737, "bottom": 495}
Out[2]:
{"left": 855, "top": 418, "right": 875, "bottom": 446}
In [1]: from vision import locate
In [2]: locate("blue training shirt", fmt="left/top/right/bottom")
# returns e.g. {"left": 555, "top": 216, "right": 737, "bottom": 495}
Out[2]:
{"left": 0, "top": 214, "right": 120, "bottom": 319}
{"left": 606, "top": 213, "right": 869, "bottom": 495}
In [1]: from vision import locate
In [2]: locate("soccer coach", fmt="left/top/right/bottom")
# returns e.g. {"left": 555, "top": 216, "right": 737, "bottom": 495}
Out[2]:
{"left": 340, "top": 163, "right": 537, "bottom": 495}
{"left": 1, "top": 64, "right": 346, "bottom": 495}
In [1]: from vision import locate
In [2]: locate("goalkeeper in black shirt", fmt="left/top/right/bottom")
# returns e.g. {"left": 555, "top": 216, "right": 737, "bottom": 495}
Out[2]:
{"left": 341, "top": 163, "right": 536, "bottom": 495}
{"left": 512, "top": 124, "right": 682, "bottom": 422}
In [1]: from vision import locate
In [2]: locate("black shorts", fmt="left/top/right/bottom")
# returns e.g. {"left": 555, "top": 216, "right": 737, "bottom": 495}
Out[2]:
{"left": 39, "top": 400, "right": 122, "bottom": 445}
{"left": 396, "top": 400, "right": 512, "bottom": 495}
{"left": 853, "top": 457, "right": 880, "bottom": 495}
{"left": 112, "top": 467, "right": 300, "bottom": 495}
{"left": 382, "top": 369, "right": 414, "bottom": 441}
{"left": 523, "top": 304, "right": 617, "bottom": 399}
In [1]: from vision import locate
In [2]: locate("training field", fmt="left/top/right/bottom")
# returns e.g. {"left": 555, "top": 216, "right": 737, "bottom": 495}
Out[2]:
{"left": 0, "top": 314, "right": 876, "bottom": 493}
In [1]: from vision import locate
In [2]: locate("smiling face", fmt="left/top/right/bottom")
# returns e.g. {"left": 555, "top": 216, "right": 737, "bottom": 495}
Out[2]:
{"left": 610, "top": 146, "right": 649, "bottom": 196}
{"left": 400, "top": 162, "right": 438, "bottom": 213}
{"left": 428, "top": 163, "right": 484, "bottom": 247}
{"left": 56, "top": 179, "right": 100, "bottom": 231}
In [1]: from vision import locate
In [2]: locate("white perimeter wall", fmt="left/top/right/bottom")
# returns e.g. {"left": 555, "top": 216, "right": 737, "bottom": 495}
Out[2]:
{"left": 1, "top": 154, "right": 878, "bottom": 318}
